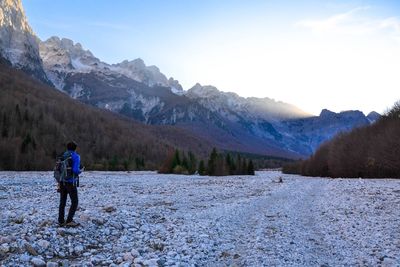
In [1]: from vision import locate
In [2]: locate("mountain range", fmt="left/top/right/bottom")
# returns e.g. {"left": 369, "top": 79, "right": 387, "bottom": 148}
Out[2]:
{"left": 0, "top": 0, "right": 380, "bottom": 160}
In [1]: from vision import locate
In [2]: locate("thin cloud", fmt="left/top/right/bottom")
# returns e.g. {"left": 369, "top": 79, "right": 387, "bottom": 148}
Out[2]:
{"left": 296, "top": 7, "right": 400, "bottom": 41}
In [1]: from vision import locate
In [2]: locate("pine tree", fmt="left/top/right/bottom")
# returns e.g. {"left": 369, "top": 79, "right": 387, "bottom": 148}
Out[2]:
{"left": 198, "top": 160, "right": 206, "bottom": 175}
{"left": 236, "top": 155, "right": 242, "bottom": 175}
{"left": 241, "top": 159, "right": 248, "bottom": 175}
{"left": 215, "top": 154, "right": 228, "bottom": 176}
{"left": 109, "top": 155, "right": 119, "bottom": 170}
{"left": 171, "top": 149, "right": 181, "bottom": 170}
{"left": 181, "top": 152, "right": 189, "bottom": 172}
{"left": 225, "top": 153, "right": 236, "bottom": 174}
{"left": 188, "top": 151, "right": 197, "bottom": 174}
{"left": 135, "top": 157, "right": 145, "bottom": 170}
{"left": 123, "top": 159, "right": 131, "bottom": 171}
{"left": 207, "top": 148, "right": 218, "bottom": 175}
{"left": 247, "top": 160, "right": 255, "bottom": 175}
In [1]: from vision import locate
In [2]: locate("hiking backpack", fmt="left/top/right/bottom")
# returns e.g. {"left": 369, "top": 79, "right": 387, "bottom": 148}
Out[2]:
{"left": 53, "top": 152, "right": 73, "bottom": 183}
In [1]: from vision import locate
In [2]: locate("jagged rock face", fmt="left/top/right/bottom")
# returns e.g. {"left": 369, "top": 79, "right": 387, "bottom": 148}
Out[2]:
{"left": 186, "top": 83, "right": 310, "bottom": 121}
{"left": 0, "top": 0, "right": 48, "bottom": 83}
{"left": 111, "top": 59, "right": 183, "bottom": 92}
{"left": 168, "top": 77, "right": 183, "bottom": 95}
{"left": 39, "top": 37, "right": 109, "bottom": 89}
{"left": 40, "top": 37, "right": 184, "bottom": 94}
{"left": 40, "top": 37, "right": 103, "bottom": 73}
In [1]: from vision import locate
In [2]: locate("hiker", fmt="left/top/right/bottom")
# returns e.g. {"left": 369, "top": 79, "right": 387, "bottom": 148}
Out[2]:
{"left": 58, "top": 141, "right": 82, "bottom": 227}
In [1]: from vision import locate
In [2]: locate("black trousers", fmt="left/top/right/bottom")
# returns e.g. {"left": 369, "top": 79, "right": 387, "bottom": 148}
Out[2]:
{"left": 58, "top": 183, "right": 78, "bottom": 224}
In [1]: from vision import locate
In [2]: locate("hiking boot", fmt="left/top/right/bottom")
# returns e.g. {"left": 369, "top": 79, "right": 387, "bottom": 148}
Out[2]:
{"left": 65, "top": 221, "right": 80, "bottom": 228}
{"left": 58, "top": 222, "right": 65, "bottom": 227}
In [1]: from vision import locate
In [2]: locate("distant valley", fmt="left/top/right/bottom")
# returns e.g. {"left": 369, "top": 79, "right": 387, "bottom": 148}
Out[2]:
{"left": 0, "top": 0, "right": 380, "bottom": 163}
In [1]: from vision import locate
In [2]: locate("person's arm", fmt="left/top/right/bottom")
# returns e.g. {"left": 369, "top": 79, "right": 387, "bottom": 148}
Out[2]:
{"left": 72, "top": 153, "right": 81, "bottom": 175}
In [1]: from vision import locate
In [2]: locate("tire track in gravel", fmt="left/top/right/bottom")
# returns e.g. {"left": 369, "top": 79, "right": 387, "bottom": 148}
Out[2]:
{"left": 203, "top": 175, "right": 333, "bottom": 266}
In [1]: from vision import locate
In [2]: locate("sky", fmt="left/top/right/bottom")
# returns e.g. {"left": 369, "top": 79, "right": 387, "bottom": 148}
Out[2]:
{"left": 23, "top": 0, "right": 400, "bottom": 115}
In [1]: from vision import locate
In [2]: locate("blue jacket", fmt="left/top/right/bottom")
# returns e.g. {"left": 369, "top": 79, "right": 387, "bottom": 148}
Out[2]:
{"left": 64, "top": 150, "right": 81, "bottom": 183}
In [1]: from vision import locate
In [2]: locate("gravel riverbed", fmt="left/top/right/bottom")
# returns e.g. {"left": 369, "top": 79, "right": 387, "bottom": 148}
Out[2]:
{"left": 0, "top": 171, "right": 399, "bottom": 266}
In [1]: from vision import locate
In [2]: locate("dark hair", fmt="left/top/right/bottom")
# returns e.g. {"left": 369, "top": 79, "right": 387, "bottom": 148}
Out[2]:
{"left": 67, "top": 141, "right": 77, "bottom": 151}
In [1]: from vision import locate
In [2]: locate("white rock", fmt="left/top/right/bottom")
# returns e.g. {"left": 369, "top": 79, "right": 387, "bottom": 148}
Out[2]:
{"left": 46, "top": 262, "right": 58, "bottom": 267}
{"left": 31, "top": 257, "right": 46, "bottom": 267}
{"left": 134, "top": 257, "right": 144, "bottom": 264}
{"left": 382, "top": 257, "right": 397, "bottom": 267}
{"left": 79, "top": 214, "right": 91, "bottom": 222}
{"left": 130, "top": 248, "right": 140, "bottom": 257}
{"left": 103, "top": 205, "right": 116, "bottom": 213}
{"left": 144, "top": 258, "right": 159, "bottom": 267}
{"left": 0, "top": 243, "right": 10, "bottom": 253}
{"left": 74, "top": 245, "right": 84, "bottom": 254}
{"left": 20, "top": 253, "right": 31, "bottom": 262}
{"left": 123, "top": 252, "right": 133, "bottom": 262}
{"left": 0, "top": 236, "right": 12, "bottom": 244}
{"left": 37, "top": 239, "right": 50, "bottom": 250}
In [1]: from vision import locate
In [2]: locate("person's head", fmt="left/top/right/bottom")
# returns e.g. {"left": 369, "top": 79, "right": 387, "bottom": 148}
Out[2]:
{"left": 66, "top": 141, "right": 77, "bottom": 151}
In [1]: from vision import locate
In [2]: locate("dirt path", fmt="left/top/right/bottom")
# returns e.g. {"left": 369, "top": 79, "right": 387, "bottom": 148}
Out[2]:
{"left": 196, "top": 176, "right": 332, "bottom": 266}
{"left": 251, "top": 178, "right": 337, "bottom": 266}
{"left": 197, "top": 175, "right": 400, "bottom": 266}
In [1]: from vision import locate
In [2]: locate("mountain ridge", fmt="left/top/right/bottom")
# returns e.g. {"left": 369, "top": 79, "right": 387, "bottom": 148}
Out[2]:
{"left": 0, "top": 0, "right": 381, "bottom": 159}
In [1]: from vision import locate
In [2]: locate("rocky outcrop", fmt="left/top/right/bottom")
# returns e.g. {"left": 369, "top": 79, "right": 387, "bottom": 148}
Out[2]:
{"left": 39, "top": 37, "right": 184, "bottom": 93}
{"left": 0, "top": 0, "right": 49, "bottom": 83}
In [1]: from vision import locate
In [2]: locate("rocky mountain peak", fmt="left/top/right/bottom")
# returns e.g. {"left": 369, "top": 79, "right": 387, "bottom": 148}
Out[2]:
{"left": 0, "top": 0, "right": 49, "bottom": 83}
{"left": 367, "top": 111, "right": 381, "bottom": 122}
{"left": 39, "top": 36, "right": 108, "bottom": 89}
{"left": 111, "top": 58, "right": 183, "bottom": 90}
{"left": 187, "top": 83, "right": 220, "bottom": 98}
{"left": 319, "top": 109, "right": 336, "bottom": 117}
{"left": 0, "top": 0, "right": 31, "bottom": 33}
{"left": 39, "top": 36, "right": 184, "bottom": 93}
{"left": 40, "top": 36, "right": 99, "bottom": 68}
{"left": 168, "top": 77, "right": 183, "bottom": 94}
{"left": 118, "top": 58, "right": 146, "bottom": 70}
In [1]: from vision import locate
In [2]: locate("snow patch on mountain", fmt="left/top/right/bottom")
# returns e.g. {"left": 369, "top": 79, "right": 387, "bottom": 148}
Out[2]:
{"left": 98, "top": 100, "right": 126, "bottom": 112}
{"left": 40, "top": 37, "right": 184, "bottom": 93}
{"left": 70, "top": 83, "right": 86, "bottom": 99}
{"left": 127, "top": 89, "right": 164, "bottom": 123}
{"left": 39, "top": 36, "right": 106, "bottom": 87}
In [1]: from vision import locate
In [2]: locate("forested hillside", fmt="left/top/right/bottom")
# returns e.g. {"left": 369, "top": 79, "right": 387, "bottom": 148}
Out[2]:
{"left": 283, "top": 102, "right": 400, "bottom": 178}
{"left": 0, "top": 63, "right": 211, "bottom": 170}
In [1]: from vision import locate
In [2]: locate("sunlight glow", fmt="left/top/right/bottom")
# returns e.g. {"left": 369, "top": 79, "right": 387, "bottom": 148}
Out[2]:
{"left": 172, "top": 7, "right": 400, "bottom": 115}
{"left": 24, "top": 1, "right": 400, "bottom": 115}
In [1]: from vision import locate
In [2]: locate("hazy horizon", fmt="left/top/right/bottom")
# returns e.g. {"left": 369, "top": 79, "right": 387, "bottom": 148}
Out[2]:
{"left": 23, "top": 0, "right": 400, "bottom": 115}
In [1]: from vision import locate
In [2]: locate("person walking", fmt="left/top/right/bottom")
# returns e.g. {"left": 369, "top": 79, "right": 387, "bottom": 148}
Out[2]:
{"left": 58, "top": 141, "right": 82, "bottom": 227}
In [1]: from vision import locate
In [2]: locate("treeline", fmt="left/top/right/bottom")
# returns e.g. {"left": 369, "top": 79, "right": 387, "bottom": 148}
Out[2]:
{"left": 159, "top": 148, "right": 255, "bottom": 176}
{"left": 228, "top": 151, "right": 294, "bottom": 170}
{"left": 0, "top": 63, "right": 211, "bottom": 170}
{"left": 283, "top": 102, "right": 400, "bottom": 178}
